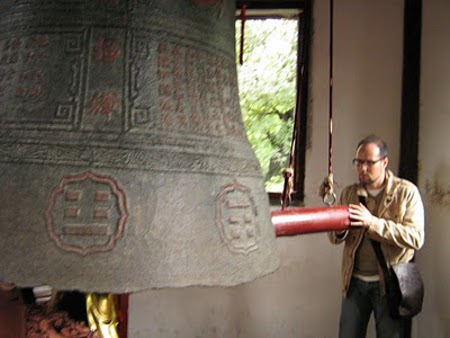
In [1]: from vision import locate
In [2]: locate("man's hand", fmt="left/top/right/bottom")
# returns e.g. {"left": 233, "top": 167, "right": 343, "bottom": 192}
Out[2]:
{"left": 349, "top": 203, "right": 374, "bottom": 228}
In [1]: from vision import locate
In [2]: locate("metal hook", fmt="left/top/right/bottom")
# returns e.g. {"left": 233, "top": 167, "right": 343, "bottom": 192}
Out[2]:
{"left": 323, "top": 190, "right": 336, "bottom": 206}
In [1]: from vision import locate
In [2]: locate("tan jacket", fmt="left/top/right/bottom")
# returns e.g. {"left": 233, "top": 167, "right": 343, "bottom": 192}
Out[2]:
{"left": 328, "top": 170, "right": 425, "bottom": 295}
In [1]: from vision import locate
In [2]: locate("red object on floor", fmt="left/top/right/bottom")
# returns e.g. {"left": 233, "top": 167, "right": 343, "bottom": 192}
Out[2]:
{"left": 116, "top": 294, "right": 129, "bottom": 338}
{"left": 0, "top": 288, "right": 25, "bottom": 338}
{"left": 271, "top": 205, "right": 350, "bottom": 236}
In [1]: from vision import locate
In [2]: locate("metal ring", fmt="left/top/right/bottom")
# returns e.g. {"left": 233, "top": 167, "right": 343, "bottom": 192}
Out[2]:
{"left": 323, "top": 191, "right": 336, "bottom": 206}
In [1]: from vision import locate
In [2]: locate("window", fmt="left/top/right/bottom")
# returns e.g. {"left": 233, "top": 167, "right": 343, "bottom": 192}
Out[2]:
{"left": 235, "top": 1, "right": 310, "bottom": 205}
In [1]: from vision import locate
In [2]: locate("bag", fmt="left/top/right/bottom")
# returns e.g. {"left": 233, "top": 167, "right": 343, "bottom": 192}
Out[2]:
{"left": 385, "top": 261, "right": 424, "bottom": 318}
{"left": 358, "top": 195, "right": 424, "bottom": 318}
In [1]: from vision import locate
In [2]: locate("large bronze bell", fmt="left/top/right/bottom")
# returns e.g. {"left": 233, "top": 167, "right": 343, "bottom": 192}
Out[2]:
{"left": 0, "top": 0, "right": 279, "bottom": 293}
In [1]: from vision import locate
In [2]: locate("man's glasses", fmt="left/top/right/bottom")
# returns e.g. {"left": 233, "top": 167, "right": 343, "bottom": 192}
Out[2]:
{"left": 352, "top": 157, "right": 385, "bottom": 167}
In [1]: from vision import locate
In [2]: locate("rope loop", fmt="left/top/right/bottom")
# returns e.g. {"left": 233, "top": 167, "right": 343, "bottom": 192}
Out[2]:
{"left": 281, "top": 168, "right": 294, "bottom": 209}
{"left": 320, "top": 173, "right": 336, "bottom": 206}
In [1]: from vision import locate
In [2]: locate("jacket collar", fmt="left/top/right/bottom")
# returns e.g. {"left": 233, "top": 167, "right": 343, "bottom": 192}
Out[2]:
{"left": 378, "top": 170, "right": 397, "bottom": 215}
{"left": 356, "top": 170, "right": 398, "bottom": 215}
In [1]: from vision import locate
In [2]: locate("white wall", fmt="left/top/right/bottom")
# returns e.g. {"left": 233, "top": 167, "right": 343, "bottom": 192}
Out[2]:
{"left": 306, "top": 0, "right": 403, "bottom": 202}
{"left": 129, "top": 0, "right": 405, "bottom": 337}
{"left": 417, "top": 0, "right": 450, "bottom": 336}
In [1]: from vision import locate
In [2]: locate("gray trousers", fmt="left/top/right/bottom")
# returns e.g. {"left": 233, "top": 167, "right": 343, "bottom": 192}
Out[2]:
{"left": 339, "top": 277, "right": 407, "bottom": 338}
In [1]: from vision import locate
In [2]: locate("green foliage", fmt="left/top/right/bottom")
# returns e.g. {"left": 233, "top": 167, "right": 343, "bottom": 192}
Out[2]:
{"left": 236, "top": 19, "right": 298, "bottom": 190}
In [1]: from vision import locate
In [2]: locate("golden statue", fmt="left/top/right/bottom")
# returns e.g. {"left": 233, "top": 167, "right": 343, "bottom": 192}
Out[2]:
{"left": 86, "top": 293, "right": 119, "bottom": 338}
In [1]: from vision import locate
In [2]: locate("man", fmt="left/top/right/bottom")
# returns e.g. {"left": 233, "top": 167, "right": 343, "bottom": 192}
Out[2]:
{"left": 328, "top": 135, "right": 425, "bottom": 337}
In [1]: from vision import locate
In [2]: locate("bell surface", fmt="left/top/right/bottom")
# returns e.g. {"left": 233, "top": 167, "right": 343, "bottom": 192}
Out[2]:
{"left": 0, "top": 0, "right": 280, "bottom": 293}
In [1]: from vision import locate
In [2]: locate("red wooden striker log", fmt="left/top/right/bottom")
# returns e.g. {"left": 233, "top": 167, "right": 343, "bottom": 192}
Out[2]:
{"left": 271, "top": 206, "right": 350, "bottom": 236}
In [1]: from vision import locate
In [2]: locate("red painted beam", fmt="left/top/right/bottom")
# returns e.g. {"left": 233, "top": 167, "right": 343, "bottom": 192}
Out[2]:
{"left": 271, "top": 206, "right": 350, "bottom": 236}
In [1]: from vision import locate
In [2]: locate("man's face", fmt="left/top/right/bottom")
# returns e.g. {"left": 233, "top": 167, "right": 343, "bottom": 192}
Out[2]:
{"left": 353, "top": 143, "right": 388, "bottom": 188}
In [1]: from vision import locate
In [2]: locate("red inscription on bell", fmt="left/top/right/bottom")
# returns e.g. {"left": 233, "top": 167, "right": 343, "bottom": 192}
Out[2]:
{"left": 87, "top": 91, "right": 119, "bottom": 121}
{"left": 92, "top": 36, "right": 121, "bottom": 67}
